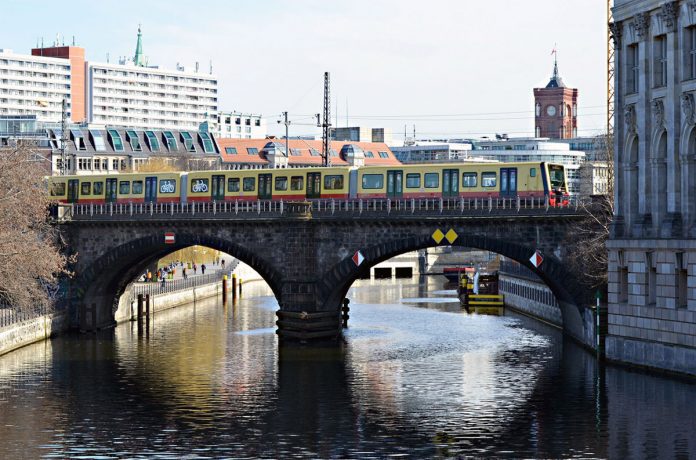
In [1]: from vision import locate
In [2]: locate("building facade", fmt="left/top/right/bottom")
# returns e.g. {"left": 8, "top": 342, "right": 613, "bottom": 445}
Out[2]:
{"left": 214, "top": 111, "right": 266, "bottom": 139}
{"left": 0, "top": 49, "right": 72, "bottom": 123}
{"left": 391, "top": 141, "right": 476, "bottom": 163}
{"left": 331, "top": 126, "right": 393, "bottom": 144}
{"left": 609, "top": 0, "right": 696, "bottom": 375}
{"left": 533, "top": 60, "right": 579, "bottom": 139}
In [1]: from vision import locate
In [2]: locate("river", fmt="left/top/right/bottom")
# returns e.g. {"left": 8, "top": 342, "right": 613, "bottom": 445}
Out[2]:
{"left": 0, "top": 277, "right": 694, "bottom": 458}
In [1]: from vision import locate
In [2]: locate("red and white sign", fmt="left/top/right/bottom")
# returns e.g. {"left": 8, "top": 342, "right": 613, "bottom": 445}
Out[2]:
{"left": 529, "top": 250, "right": 543, "bottom": 268}
{"left": 352, "top": 250, "right": 364, "bottom": 267}
{"left": 164, "top": 232, "right": 175, "bottom": 244}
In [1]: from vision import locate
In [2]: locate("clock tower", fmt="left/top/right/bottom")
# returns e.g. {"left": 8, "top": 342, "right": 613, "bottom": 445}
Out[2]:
{"left": 533, "top": 58, "right": 578, "bottom": 139}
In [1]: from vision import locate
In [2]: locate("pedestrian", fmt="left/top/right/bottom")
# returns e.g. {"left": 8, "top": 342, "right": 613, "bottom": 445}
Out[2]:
{"left": 183, "top": 267, "right": 187, "bottom": 279}
{"left": 161, "top": 276, "right": 165, "bottom": 291}
{"left": 193, "top": 263, "right": 197, "bottom": 274}
{"left": 201, "top": 264, "right": 206, "bottom": 275}
{"left": 221, "top": 259, "right": 225, "bottom": 269}
{"left": 147, "top": 270, "right": 152, "bottom": 283}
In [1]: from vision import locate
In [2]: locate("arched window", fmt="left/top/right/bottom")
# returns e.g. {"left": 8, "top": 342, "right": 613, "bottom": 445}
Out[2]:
{"left": 535, "top": 103, "right": 541, "bottom": 117}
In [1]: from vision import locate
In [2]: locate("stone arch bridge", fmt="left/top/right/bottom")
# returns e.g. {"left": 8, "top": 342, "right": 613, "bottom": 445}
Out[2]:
{"left": 56, "top": 198, "right": 599, "bottom": 348}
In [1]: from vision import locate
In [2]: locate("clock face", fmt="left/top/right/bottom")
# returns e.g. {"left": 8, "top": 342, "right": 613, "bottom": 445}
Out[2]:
{"left": 546, "top": 105, "right": 557, "bottom": 116}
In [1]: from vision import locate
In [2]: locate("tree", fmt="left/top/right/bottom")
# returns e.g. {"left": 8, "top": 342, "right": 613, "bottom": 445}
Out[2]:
{"left": 0, "top": 144, "right": 69, "bottom": 311}
{"left": 565, "top": 133, "right": 614, "bottom": 289}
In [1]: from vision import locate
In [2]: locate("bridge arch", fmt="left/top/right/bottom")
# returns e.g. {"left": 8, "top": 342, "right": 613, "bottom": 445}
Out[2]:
{"left": 73, "top": 233, "right": 283, "bottom": 329}
{"left": 317, "top": 234, "right": 593, "bottom": 346}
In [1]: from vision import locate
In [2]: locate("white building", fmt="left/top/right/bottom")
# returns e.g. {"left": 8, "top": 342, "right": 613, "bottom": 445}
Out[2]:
{"left": 214, "top": 111, "right": 266, "bottom": 139}
{"left": 391, "top": 141, "right": 475, "bottom": 163}
{"left": 473, "top": 137, "right": 587, "bottom": 194}
{"left": 0, "top": 49, "right": 71, "bottom": 122}
{"left": 86, "top": 62, "right": 218, "bottom": 131}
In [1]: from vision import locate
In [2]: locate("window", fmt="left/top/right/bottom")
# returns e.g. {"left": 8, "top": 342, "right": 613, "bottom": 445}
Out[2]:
{"left": 225, "top": 147, "right": 238, "bottom": 154}
{"left": 291, "top": 176, "right": 304, "bottom": 190}
{"left": 463, "top": 172, "right": 477, "bottom": 187}
{"left": 309, "top": 148, "right": 321, "bottom": 156}
{"left": 119, "top": 181, "right": 130, "bottom": 194}
{"left": 362, "top": 174, "right": 384, "bottom": 189}
{"left": 688, "top": 27, "right": 696, "bottom": 80}
{"left": 132, "top": 180, "right": 143, "bottom": 194}
{"left": 93, "top": 182, "right": 104, "bottom": 195}
{"left": 176, "top": 132, "right": 195, "bottom": 153}
{"left": 275, "top": 176, "right": 288, "bottom": 191}
{"left": 627, "top": 44, "right": 639, "bottom": 94}
{"left": 191, "top": 178, "right": 209, "bottom": 193}
{"left": 71, "top": 129, "right": 86, "bottom": 150}
{"left": 530, "top": 168, "right": 537, "bottom": 177}
{"left": 290, "top": 148, "right": 301, "bottom": 156}
{"left": 481, "top": 172, "right": 497, "bottom": 187}
{"left": 330, "top": 149, "right": 338, "bottom": 157}
{"left": 424, "top": 173, "right": 439, "bottom": 188}
{"left": 378, "top": 151, "right": 389, "bottom": 158}
{"left": 163, "top": 131, "right": 177, "bottom": 150}
{"left": 325, "top": 175, "right": 344, "bottom": 190}
{"left": 654, "top": 35, "right": 667, "bottom": 88}
{"left": 90, "top": 130, "right": 106, "bottom": 151}
{"left": 243, "top": 177, "right": 255, "bottom": 191}
{"left": 227, "top": 177, "right": 240, "bottom": 192}
{"left": 145, "top": 130, "right": 160, "bottom": 151}
{"left": 406, "top": 173, "right": 421, "bottom": 188}
{"left": 365, "top": 151, "right": 374, "bottom": 158}
{"left": 81, "top": 182, "right": 91, "bottom": 195}
{"left": 160, "top": 179, "right": 176, "bottom": 193}
{"left": 50, "top": 182, "right": 65, "bottom": 196}
{"left": 247, "top": 147, "right": 258, "bottom": 155}
{"left": 126, "top": 130, "right": 142, "bottom": 151}
{"left": 199, "top": 132, "right": 214, "bottom": 153}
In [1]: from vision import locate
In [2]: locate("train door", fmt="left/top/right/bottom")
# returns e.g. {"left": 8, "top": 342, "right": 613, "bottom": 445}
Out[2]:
{"left": 211, "top": 174, "right": 225, "bottom": 201}
{"left": 443, "top": 168, "right": 459, "bottom": 198}
{"left": 500, "top": 168, "right": 517, "bottom": 197}
{"left": 258, "top": 173, "right": 272, "bottom": 200}
{"left": 306, "top": 172, "right": 321, "bottom": 199}
{"left": 386, "top": 170, "right": 403, "bottom": 198}
{"left": 144, "top": 176, "right": 158, "bottom": 203}
{"left": 67, "top": 179, "right": 79, "bottom": 203}
{"left": 105, "top": 178, "right": 117, "bottom": 203}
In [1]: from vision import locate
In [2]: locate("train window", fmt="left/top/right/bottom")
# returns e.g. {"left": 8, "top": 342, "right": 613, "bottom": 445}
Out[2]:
{"left": 93, "top": 182, "right": 104, "bottom": 195}
{"left": 119, "top": 181, "right": 130, "bottom": 195}
{"left": 424, "top": 173, "right": 439, "bottom": 188}
{"left": 160, "top": 179, "right": 176, "bottom": 193}
{"left": 191, "top": 178, "right": 209, "bottom": 193}
{"left": 132, "top": 181, "right": 144, "bottom": 194}
{"left": 481, "top": 172, "right": 497, "bottom": 187}
{"left": 50, "top": 182, "right": 66, "bottom": 196}
{"left": 530, "top": 168, "right": 537, "bottom": 177}
{"left": 243, "top": 177, "right": 256, "bottom": 191}
{"left": 81, "top": 182, "right": 91, "bottom": 195}
{"left": 362, "top": 174, "right": 383, "bottom": 189}
{"left": 463, "top": 172, "right": 477, "bottom": 187}
{"left": 291, "top": 176, "right": 304, "bottom": 190}
{"left": 275, "top": 176, "right": 288, "bottom": 191}
{"left": 227, "top": 178, "right": 240, "bottom": 192}
{"left": 325, "top": 175, "right": 344, "bottom": 190}
{"left": 406, "top": 173, "right": 420, "bottom": 188}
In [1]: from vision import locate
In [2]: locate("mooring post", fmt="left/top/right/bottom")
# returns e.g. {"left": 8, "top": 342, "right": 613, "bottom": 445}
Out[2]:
{"left": 239, "top": 278, "right": 243, "bottom": 296}
{"left": 145, "top": 294, "right": 150, "bottom": 323}
{"left": 137, "top": 294, "right": 144, "bottom": 321}
{"left": 342, "top": 298, "right": 350, "bottom": 328}
{"left": 222, "top": 274, "right": 228, "bottom": 304}
{"left": 232, "top": 274, "right": 237, "bottom": 301}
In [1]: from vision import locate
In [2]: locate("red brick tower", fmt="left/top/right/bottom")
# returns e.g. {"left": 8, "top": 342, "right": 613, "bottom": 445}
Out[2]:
{"left": 533, "top": 58, "right": 578, "bottom": 139}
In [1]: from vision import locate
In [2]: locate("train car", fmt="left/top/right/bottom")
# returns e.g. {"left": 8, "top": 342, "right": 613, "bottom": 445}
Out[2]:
{"left": 185, "top": 167, "right": 353, "bottom": 202}
{"left": 48, "top": 172, "right": 182, "bottom": 204}
{"left": 355, "top": 162, "right": 564, "bottom": 200}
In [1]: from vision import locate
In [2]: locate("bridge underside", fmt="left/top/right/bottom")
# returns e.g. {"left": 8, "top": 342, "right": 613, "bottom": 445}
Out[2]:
{"left": 62, "top": 210, "right": 598, "bottom": 349}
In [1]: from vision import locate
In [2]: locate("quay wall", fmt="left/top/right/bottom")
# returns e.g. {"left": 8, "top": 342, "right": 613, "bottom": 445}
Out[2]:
{"left": 0, "top": 313, "right": 68, "bottom": 357}
{"left": 499, "top": 273, "right": 563, "bottom": 327}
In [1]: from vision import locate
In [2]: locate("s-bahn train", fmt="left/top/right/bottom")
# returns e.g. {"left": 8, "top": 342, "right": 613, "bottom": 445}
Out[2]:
{"left": 47, "top": 162, "right": 569, "bottom": 205}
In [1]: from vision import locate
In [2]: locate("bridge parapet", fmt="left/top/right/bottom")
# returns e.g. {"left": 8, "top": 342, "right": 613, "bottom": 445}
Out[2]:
{"left": 55, "top": 196, "right": 591, "bottom": 223}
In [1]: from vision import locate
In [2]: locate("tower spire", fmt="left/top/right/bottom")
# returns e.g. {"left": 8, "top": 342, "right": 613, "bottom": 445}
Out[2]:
{"left": 134, "top": 24, "right": 145, "bottom": 67}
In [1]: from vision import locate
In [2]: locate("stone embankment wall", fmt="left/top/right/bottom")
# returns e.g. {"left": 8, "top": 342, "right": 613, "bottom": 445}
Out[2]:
{"left": 0, "top": 313, "right": 68, "bottom": 357}
{"left": 499, "top": 274, "right": 563, "bottom": 327}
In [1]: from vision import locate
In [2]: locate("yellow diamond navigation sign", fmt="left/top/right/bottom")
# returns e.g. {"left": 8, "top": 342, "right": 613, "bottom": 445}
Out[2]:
{"left": 431, "top": 229, "right": 445, "bottom": 244}
{"left": 445, "top": 229, "right": 458, "bottom": 244}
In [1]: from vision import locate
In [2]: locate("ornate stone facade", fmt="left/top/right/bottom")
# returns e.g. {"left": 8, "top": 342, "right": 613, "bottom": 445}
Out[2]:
{"left": 609, "top": 0, "right": 696, "bottom": 376}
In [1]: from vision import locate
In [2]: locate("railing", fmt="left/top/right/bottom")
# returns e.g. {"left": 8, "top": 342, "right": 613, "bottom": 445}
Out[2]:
{"left": 128, "top": 259, "right": 239, "bottom": 301}
{"left": 0, "top": 302, "right": 51, "bottom": 329}
{"left": 499, "top": 259, "right": 543, "bottom": 281}
{"left": 57, "top": 195, "right": 589, "bottom": 221}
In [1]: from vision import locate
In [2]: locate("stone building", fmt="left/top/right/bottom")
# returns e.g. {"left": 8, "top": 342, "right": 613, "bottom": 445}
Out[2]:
{"left": 609, "top": 0, "right": 696, "bottom": 375}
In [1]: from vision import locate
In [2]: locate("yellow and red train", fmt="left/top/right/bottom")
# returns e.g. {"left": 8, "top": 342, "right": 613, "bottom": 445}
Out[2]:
{"left": 48, "top": 162, "right": 569, "bottom": 204}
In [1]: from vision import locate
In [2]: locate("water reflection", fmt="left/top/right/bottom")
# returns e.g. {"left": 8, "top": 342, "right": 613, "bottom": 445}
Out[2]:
{"left": 0, "top": 278, "right": 693, "bottom": 458}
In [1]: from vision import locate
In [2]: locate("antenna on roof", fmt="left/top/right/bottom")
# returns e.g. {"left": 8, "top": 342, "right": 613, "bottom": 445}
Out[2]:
{"left": 72, "top": 36, "right": 75, "bottom": 46}
{"left": 106, "top": 53, "right": 109, "bottom": 63}
{"left": 209, "top": 60, "right": 213, "bottom": 74}
{"left": 195, "top": 61, "right": 199, "bottom": 73}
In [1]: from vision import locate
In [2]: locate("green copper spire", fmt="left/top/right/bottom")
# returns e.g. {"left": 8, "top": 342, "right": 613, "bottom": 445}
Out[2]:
{"left": 134, "top": 24, "right": 145, "bottom": 67}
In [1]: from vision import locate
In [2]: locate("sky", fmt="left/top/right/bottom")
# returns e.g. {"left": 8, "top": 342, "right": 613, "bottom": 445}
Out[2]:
{"left": 4, "top": 0, "right": 609, "bottom": 142}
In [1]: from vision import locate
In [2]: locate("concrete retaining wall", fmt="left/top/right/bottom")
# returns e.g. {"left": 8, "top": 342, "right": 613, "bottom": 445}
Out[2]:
{"left": 0, "top": 313, "right": 68, "bottom": 357}
{"left": 499, "top": 274, "right": 563, "bottom": 327}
